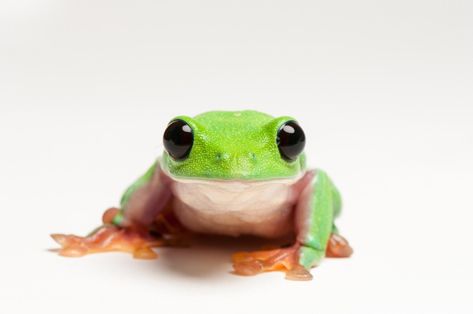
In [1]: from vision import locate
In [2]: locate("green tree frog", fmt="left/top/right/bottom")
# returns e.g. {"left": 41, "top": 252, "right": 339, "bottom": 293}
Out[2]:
{"left": 52, "top": 110, "right": 352, "bottom": 281}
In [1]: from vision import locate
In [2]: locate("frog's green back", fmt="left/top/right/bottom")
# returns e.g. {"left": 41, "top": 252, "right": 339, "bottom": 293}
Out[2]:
{"left": 161, "top": 110, "right": 306, "bottom": 180}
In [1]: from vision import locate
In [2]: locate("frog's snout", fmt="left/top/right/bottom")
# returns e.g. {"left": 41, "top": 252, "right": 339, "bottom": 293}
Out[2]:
{"left": 214, "top": 152, "right": 257, "bottom": 163}
{"left": 214, "top": 151, "right": 258, "bottom": 177}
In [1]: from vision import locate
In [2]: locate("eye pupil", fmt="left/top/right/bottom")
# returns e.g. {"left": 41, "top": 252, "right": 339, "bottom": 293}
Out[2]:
{"left": 277, "top": 121, "right": 305, "bottom": 161}
{"left": 163, "top": 120, "right": 194, "bottom": 160}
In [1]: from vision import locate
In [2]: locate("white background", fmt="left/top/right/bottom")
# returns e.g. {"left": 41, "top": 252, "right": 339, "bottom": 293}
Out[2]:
{"left": 1, "top": 1, "right": 472, "bottom": 313}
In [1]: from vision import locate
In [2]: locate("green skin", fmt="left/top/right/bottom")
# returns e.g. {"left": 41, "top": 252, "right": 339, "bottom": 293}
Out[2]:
{"left": 116, "top": 110, "right": 342, "bottom": 269}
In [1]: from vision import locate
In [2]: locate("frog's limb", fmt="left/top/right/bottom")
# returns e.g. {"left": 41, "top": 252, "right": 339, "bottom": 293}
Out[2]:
{"left": 232, "top": 170, "right": 352, "bottom": 280}
{"left": 51, "top": 161, "right": 178, "bottom": 259}
{"left": 296, "top": 169, "right": 352, "bottom": 268}
{"left": 296, "top": 169, "right": 336, "bottom": 268}
{"left": 51, "top": 226, "right": 164, "bottom": 259}
{"left": 321, "top": 176, "right": 352, "bottom": 258}
{"left": 114, "top": 161, "right": 174, "bottom": 227}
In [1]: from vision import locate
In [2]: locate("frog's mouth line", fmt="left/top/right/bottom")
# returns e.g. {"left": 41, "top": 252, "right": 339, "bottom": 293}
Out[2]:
{"left": 167, "top": 174, "right": 304, "bottom": 186}
{"left": 160, "top": 167, "right": 305, "bottom": 187}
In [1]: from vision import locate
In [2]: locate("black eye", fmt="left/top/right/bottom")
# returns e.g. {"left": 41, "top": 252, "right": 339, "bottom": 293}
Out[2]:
{"left": 277, "top": 121, "right": 305, "bottom": 161}
{"left": 163, "top": 119, "right": 194, "bottom": 160}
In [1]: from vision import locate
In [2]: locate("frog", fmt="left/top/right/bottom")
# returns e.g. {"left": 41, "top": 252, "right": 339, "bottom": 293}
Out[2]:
{"left": 51, "top": 110, "right": 352, "bottom": 280}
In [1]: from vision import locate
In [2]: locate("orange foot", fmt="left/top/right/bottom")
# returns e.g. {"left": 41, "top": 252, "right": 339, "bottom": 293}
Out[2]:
{"left": 326, "top": 234, "right": 353, "bottom": 258}
{"left": 51, "top": 226, "right": 165, "bottom": 259}
{"left": 232, "top": 245, "right": 313, "bottom": 281}
{"left": 232, "top": 234, "right": 353, "bottom": 280}
{"left": 52, "top": 207, "right": 188, "bottom": 259}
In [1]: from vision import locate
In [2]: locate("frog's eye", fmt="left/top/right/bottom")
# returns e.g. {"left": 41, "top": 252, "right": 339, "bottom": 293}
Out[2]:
{"left": 276, "top": 121, "right": 305, "bottom": 161}
{"left": 163, "top": 119, "right": 194, "bottom": 160}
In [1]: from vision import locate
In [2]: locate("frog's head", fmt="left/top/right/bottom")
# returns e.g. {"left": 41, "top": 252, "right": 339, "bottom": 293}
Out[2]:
{"left": 160, "top": 110, "right": 306, "bottom": 180}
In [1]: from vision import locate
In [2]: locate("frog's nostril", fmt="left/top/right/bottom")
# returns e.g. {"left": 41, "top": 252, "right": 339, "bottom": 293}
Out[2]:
{"left": 216, "top": 152, "right": 230, "bottom": 161}
{"left": 215, "top": 152, "right": 255, "bottom": 165}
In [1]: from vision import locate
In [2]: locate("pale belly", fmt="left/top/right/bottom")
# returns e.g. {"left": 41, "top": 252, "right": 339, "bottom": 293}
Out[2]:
{"left": 170, "top": 176, "right": 303, "bottom": 238}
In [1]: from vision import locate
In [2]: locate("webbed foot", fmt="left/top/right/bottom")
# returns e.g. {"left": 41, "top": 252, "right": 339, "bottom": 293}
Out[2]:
{"left": 232, "top": 233, "right": 352, "bottom": 280}
{"left": 232, "top": 245, "right": 313, "bottom": 281}
{"left": 51, "top": 207, "right": 187, "bottom": 259}
{"left": 51, "top": 225, "right": 164, "bottom": 259}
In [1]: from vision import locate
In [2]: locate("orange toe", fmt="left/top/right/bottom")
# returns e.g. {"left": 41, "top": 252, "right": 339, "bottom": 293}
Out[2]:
{"left": 326, "top": 233, "right": 353, "bottom": 258}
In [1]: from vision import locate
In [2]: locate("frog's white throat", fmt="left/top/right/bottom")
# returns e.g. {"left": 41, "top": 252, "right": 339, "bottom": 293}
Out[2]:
{"left": 169, "top": 175, "right": 304, "bottom": 238}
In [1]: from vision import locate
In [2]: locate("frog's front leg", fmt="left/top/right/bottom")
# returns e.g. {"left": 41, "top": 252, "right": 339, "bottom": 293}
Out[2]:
{"left": 232, "top": 169, "right": 352, "bottom": 280}
{"left": 295, "top": 170, "right": 352, "bottom": 271}
{"left": 51, "top": 161, "right": 180, "bottom": 259}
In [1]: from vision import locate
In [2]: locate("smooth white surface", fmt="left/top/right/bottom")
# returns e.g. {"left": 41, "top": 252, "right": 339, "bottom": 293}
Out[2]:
{"left": 1, "top": 1, "right": 472, "bottom": 313}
